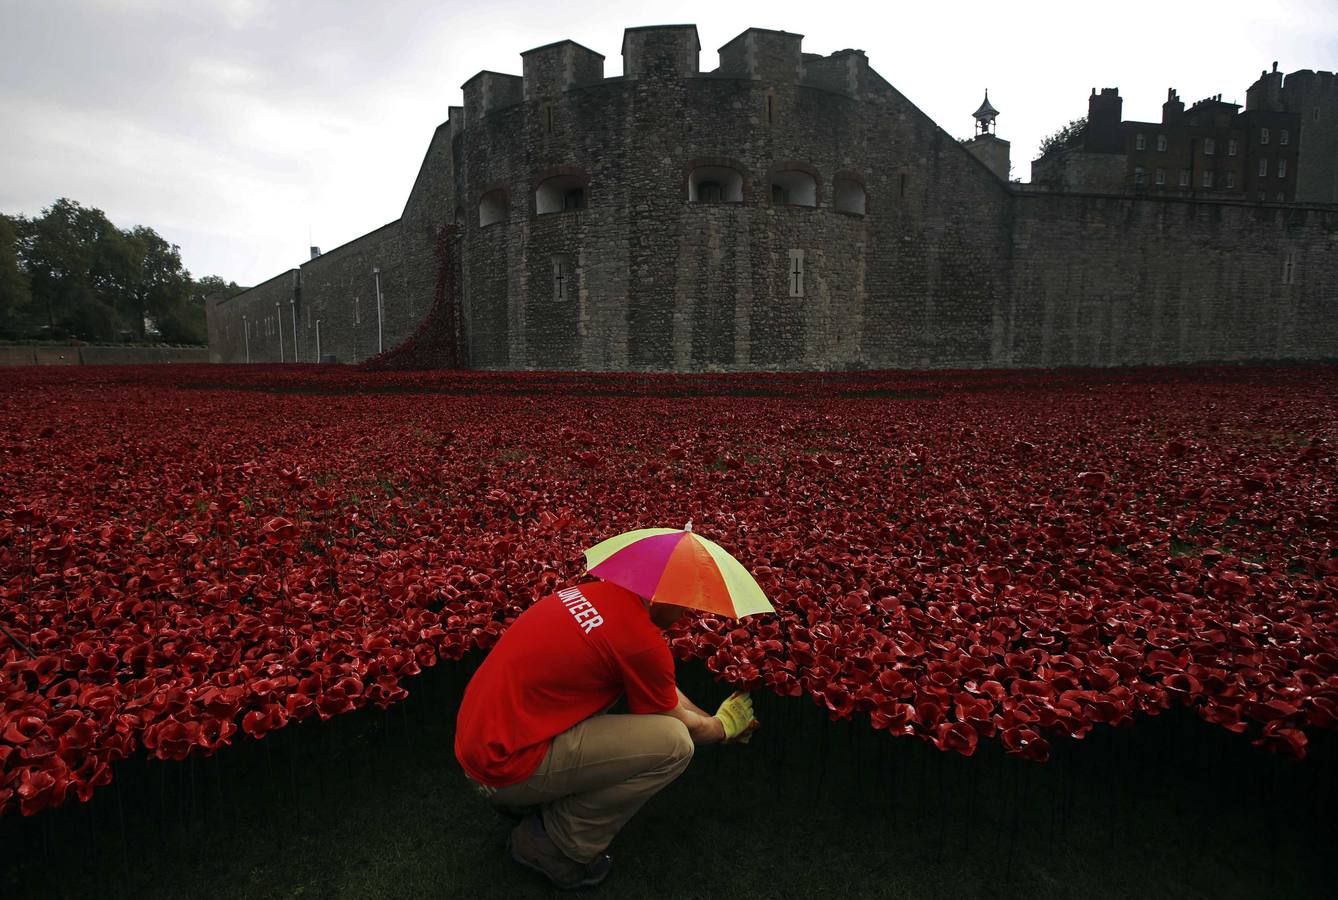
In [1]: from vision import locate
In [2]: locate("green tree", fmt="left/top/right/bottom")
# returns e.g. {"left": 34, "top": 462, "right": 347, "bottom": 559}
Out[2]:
{"left": 9, "top": 198, "right": 207, "bottom": 342}
{"left": 156, "top": 274, "right": 243, "bottom": 345}
{"left": 191, "top": 274, "right": 244, "bottom": 302}
{"left": 5, "top": 198, "right": 233, "bottom": 344}
{"left": 1038, "top": 117, "right": 1087, "bottom": 156}
{"left": 126, "top": 225, "right": 191, "bottom": 340}
{"left": 0, "top": 214, "right": 32, "bottom": 337}
{"left": 18, "top": 198, "right": 128, "bottom": 340}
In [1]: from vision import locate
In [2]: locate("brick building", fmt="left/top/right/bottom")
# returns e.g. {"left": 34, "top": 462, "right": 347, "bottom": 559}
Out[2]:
{"left": 1032, "top": 63, "right": 1335, "bottom": 203}
{"left": 208, "top": 27, "right": 1338, "bottom": 371}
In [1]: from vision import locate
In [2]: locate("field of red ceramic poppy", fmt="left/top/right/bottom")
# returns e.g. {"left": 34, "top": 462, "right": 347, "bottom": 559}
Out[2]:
{"left": 1, "top": 363, "right": 1335, "bottom": 819}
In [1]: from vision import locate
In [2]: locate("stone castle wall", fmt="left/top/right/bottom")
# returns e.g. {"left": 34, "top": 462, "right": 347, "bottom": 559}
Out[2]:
{"left": 1009, "top": 195, "right": 1338, "bottom": 366}
{"left": 207, "top": 25, "right": 1338, "bottom": 371}
{"left": 207, "top": 222, "right": 414, "bottom": 364}
{"left": 208, "top": 268, "right": 297, "bottom": 364}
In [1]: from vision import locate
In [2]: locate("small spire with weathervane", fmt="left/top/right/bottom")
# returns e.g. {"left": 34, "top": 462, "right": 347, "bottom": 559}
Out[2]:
{"left": 973, "top": 89, "right": 999, "bottom": 136}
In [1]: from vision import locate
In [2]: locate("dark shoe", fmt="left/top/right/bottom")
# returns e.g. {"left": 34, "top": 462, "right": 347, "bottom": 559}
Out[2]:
{"left": 506, "top": 813, "right": 612, "bottom": 890}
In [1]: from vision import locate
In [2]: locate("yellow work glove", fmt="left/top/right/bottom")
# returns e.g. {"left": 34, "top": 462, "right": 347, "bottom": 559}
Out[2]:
{"left": 714, "top": 691, "right": 756, "bottom": 742}
{"left": 733, "top": 718, "right": 760, "bottom": 745}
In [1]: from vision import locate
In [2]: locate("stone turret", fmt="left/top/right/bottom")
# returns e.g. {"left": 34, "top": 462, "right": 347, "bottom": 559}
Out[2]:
{"left": 461, "top": 71, "right": 523, "bottom": 121}
{"left": 801, "top": 48, "right": 867, "bottom": 97}
{"left": 1246, "top": 61, "right": 1285, "bottom": 112}
{"left": 717, "top": 28, "right": 804, "bottom": 82}
{"left": 522, "top": 39, "right": 605, "bottom": 100}
{"left": 621, "top": 25, "right": 700, "bottom": 80}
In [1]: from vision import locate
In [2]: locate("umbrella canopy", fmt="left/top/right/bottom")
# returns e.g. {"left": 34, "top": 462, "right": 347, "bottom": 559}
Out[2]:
{"left": 583, "top": 523, "right": 774, "bottom": 619}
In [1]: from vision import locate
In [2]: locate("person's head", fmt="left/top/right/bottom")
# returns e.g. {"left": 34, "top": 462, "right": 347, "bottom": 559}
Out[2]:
{"left": 646, "top": 600, "right": 690, "bottom": 629}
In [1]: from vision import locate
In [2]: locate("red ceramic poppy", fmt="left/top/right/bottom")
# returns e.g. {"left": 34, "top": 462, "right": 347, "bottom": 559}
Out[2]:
{"left": 2, "top": 364, "right": 1336, "bottom": 815}
{"left": 932, "top": 721, "right": 979, "bottom": 757}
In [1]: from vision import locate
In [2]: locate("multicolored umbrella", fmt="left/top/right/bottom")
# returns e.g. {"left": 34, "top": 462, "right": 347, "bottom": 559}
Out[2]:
{"left": 583, "top": 522, "right": 774, "bottom": 618}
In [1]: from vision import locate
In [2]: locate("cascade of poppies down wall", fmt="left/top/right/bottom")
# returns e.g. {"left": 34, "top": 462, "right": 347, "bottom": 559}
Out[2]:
{"left": 360, "top": 225, "right": 464, "bottom": 371}
{"left": 1, "top": 365, "right": 1336, "bottom": 817}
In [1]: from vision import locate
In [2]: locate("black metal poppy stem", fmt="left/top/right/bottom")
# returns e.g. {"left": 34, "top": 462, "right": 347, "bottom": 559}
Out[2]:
{"left": 1004, "top": 758, "right": 1030, "bottom": 883}
{"left": 263, "top": 737, "right": 278, "bottom": 832}
{"left": 214, "top": 751, "right": 229, "bottom": 828}
{"left": 115, "top": 778, "right": 131, "bottom": 887}
{"left": 934, "top": 750, "right": 947, "bottom": 852}
{"left": 992, "top": 753, "right": 1007, "bottom": 856}
{"left": 279, "top": 560, "right": 291, "bottom": 651}
{"left": 1120, "top": 726, "right": 1134, "bottom": 844}
{"left": 1044, "top": 750, "right": 1057, "bottom": 843}
{"left": 288, "top": 727, "right": 301, "bottom": 809}
{"left": 190, "top": 755, "right": 199, "bottom": 827}
{"left": 816, "top": 712, "right": 831, "bottom": 801}
{"left": 318, "top": 715, "right": 333, "bottom": 812}
{"left": 965, "top": 753, "right": 979, "bottom": 849}
{"left": 1266, "top": 754, "right": 1281, "bottom": 876}
{"left": 849, "top": 720, "right": 861, "bottom": 794}
{"left": 176, "top": 761, "right": 187, "bottom": 836}
{"left": 0, "top": 621, "right": 38, "bottom": 659}
{"left": 887, "top": 739, "right": 899, "bottom": 818}
{"left": 39, "top": 806, "right": 51, "bottom": 868}
{"left": 918, "top": 741, "right": 930, "bottom": 820}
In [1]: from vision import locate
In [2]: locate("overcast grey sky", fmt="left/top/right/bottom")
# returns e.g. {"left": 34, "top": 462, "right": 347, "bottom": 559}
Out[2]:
{"left": 3, "top": 0, "right": 1335, "bottom": 286}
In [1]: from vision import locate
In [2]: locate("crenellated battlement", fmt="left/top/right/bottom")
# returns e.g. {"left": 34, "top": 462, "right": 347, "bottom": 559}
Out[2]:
{"left": 461, "top": 71, "right": 523, "bottom": 121}
{"left": 716, "top": 28, "right": 804, "bottom": 82}
{"left": 800, "top": 48, "right": 868, "bottom": 97}
{"left": 622, "top": 24, "right": 700, "bottom": 80}
{"left": 458, "top": 25, "right": 876, "bottom": 126}
{"left": 521, "top": 39, "right": 605, "bottom": 100}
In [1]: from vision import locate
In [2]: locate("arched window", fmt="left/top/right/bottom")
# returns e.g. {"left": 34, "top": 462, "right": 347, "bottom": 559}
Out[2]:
{"left": 688, "top": 165, "right": 744, "bottom": 203}
{"left": 769, "top": 169, "right": 817, "bottom": 207}
{"left": 536, "top": 174, "right": 588, "bottom": 215}
{"left": 832, "top": 178, "right": 866, "bottom": 215}
{"left": 479, "top": 190, "right": 508, "bottom": 227}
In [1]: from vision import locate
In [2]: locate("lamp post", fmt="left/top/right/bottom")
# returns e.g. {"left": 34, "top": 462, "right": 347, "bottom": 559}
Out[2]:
{"left": 275, "top": 302, "right": 284, "bottom": 362}
{"left": 290, "top": 298, "right": 298, "bottom": 363}
{"left": 373, "top": 266, "right": 383, "bottom": 354}
{"left": 315, "top": 319, "right": 322, "bottom": 362}
{"left": 242, "top": 315, "right": 250, "bottom": 363}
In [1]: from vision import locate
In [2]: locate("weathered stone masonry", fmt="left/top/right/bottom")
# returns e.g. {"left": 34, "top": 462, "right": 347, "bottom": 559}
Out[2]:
{"left": 207, "top": 25, "right": 1338, "bottom": 370}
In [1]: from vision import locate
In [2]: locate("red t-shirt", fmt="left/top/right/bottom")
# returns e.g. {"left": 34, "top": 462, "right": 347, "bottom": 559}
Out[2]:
{"left": 454, "top": 581, "right": 679, "bottom": 787}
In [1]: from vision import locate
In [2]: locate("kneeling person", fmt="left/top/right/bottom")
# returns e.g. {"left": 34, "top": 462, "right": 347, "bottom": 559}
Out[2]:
{"left": 454, "top": 580, "right": 755, "bottom": 890}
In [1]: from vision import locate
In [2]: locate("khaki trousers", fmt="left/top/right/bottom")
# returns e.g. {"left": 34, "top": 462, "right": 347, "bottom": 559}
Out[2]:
{"left": 485, "top": 713, "right": 694, "bottom": 863}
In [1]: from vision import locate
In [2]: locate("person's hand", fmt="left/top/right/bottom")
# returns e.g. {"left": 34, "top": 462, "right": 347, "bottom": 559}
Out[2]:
{"left": 730, "top": 718, "right": 760, "bottom": 745}
{"left": 713, "top": 691, "right": 755, "bottom": 741}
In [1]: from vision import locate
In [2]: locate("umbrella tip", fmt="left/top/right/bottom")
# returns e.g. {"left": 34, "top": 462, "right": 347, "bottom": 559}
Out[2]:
{"left": 684, "top": 520, "right": 693, "bottom": 533}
